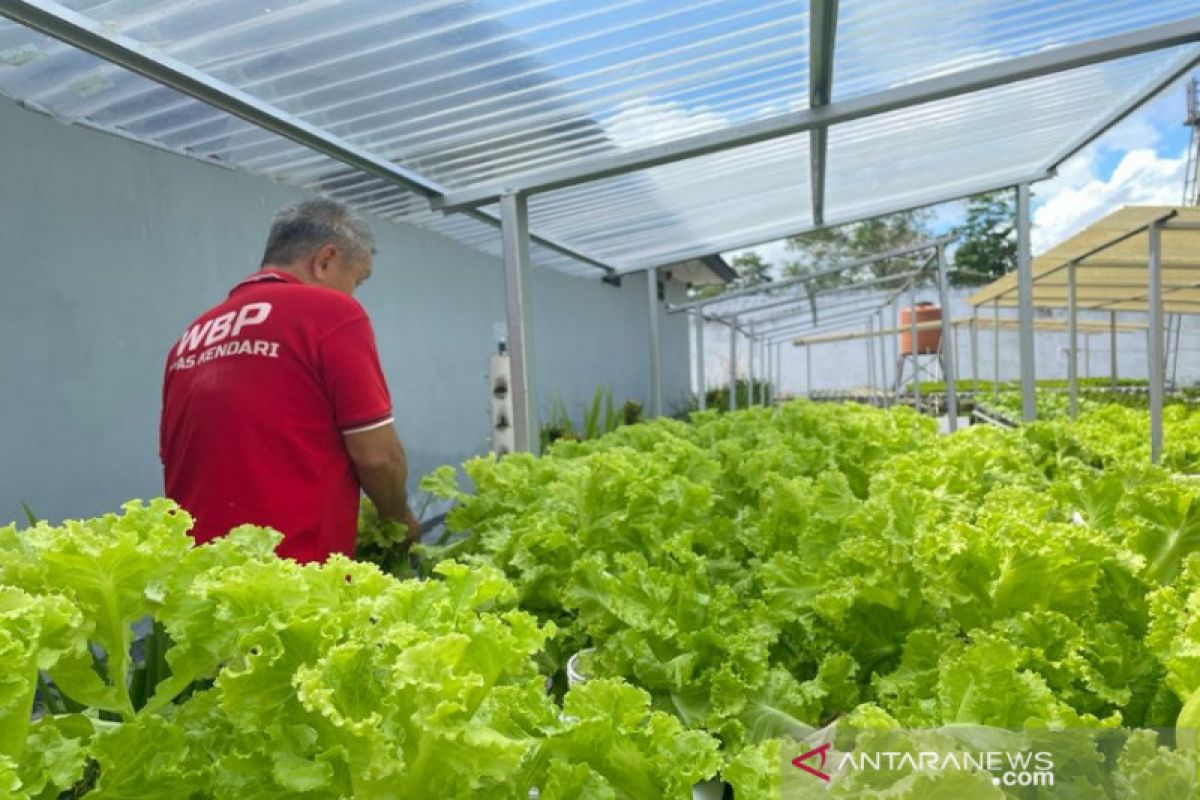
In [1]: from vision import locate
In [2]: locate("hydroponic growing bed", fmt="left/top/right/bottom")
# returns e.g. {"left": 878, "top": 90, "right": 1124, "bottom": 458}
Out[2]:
{"left": 5, "top": 402, "right": 1200, "bottom": 798}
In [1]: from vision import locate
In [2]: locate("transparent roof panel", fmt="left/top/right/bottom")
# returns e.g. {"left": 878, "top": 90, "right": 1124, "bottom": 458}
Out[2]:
{"left": 824, "top": 46, "right": 1199, "bottom": 228}
{"left": 529, "top": 131, "right": 810, "bottom": 271}
{"left": 834, "top": 0, "right": 1200, "bottom": 99}
{"left": 21, "top": 0, "right": 808, "bottom": 189}
{"left": 0, "top": 2, "right": 1196, "bottom": 279}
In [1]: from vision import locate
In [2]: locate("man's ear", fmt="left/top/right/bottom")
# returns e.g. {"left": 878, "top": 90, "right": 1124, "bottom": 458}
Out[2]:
{"left": 310, "top": 243, "right": 339, "bottom": 282}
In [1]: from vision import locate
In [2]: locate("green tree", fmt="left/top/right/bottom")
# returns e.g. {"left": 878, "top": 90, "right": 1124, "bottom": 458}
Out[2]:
{"left": 781, "top": 209, "right": 935, "bottom": 289}
{"left": 695, "top": 250, "right": 774, "bottom": 298}
{"left": 951, "top": 190, "right": 1016, "bottom": 286}
{"left": 728, "top": 251, "right": 773, "bottom": 290}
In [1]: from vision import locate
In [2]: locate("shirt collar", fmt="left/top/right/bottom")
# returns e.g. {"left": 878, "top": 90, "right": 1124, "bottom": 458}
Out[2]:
{"left": 231, "top": 268, "right": 302, "bottom": 295}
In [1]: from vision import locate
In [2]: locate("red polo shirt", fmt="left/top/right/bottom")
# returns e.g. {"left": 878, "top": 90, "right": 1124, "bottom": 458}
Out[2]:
{"left": 160, "top": 269, "right": 392, "bottom": 562}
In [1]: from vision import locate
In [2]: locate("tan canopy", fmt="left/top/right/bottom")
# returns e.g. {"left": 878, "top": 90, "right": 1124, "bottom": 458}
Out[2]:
{"left": 966, "top": 206, "right": 1200, "bottom": 314}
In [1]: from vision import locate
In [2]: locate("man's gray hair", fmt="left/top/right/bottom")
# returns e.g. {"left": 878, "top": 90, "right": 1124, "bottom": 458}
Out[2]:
{"left": 261, "top": 199, "right": 375, "bottom": 266}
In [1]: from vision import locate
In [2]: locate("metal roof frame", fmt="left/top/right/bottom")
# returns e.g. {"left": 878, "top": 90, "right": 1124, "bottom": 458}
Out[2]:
{"left": 808, "top": 0, "right": 839, "bottom": 227}
{"left": 433, "top": 17, "right": 1200, "bottom": 213}
{"left": 758, "top": 269, "right": 924, "bottom": 341}
{"left": 967, "top": 208, "right": 1200, "bottom": 314}
{"left": 2, "top": 4, "right": 1194, "bottom": 280}
{"left": 782, "top": 315, "right": 1147, "bottom": 347}
{"left": 0, "top": 0, "right": 625, "bottom": 275}
{"left": 711, "top": 269, "right": 921, "bottom": 324}
{"left": 669, "top": 236, "right": 951, "bottom": 314}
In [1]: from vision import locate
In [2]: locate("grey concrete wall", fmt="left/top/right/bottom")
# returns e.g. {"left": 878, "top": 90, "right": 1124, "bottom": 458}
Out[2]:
{"left": 695, "top": 287, "right": 1200, "bottom": 397}
{"left": 0, "top": 97, "right": 687, "bottom": 525}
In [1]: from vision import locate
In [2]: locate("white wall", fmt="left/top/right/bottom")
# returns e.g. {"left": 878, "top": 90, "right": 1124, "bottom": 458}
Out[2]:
{"left": 0, "top": 97, "right": 688, "bottom": 524}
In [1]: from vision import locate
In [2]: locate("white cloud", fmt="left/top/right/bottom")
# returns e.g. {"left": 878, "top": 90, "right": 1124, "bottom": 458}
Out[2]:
{"left": 1032, "top": 147, "right": 1186, "bottom": 253}
{"left": 603, "top": 97, "right": 728, "bottom": 150}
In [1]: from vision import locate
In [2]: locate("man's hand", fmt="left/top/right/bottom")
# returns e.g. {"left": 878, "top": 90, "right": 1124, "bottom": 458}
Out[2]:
{"left": 404, "top": 508, "right": 422, "bottom": 547}
{"left": 344, "top": 422, "right": 417, "bottom": 544}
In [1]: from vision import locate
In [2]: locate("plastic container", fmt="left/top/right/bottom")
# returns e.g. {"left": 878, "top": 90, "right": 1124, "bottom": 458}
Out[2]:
{"left": 566, "top": 648, "right": 592, "bottom": 687}
{"left": 898, "top": 302, "right": 942, "bottom": 355}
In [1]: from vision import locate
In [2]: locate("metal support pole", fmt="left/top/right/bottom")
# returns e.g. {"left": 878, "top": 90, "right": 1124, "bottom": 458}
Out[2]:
{"left": 970, "top": 310, "right": 979, "bottom": 399}
{"left": 877, "top": 311, "right": 889, "bottom": 408}
{"left": 763, "top": 339, "right": 770, "bottom": 404}
{"left": 1148, "top": 222, "right": 1164, "bottom": 464}
{"left": 1110, "top": 311, "right": 1118, "bottom": 389}
{"left": 1171, "top": 312, "right": 1184, "bottom": 389}
{"left": 694, "top": 312, "right": 707, "bottom": 410}
{"left": 756, "top": 336, "right": 763, "bottom": 405}
{"left": 993, "top": 300, "right": 1001, "bottom": 399}
{"left": 891, "top": 299, "right": 901, "bottom": 404}
{"left": 729, "top": 322, "right": 738, "bottom": 412}
{"left": 647, "top": 268, "right": 662, "bottom": 418}
{"left": 748, "top": 329, "right": 757, "bottom": 407}
{"left": 776, "top": 343, "right": 783, "bottom": 403}
{"left": 500, "top": 192, "right": 537, "bottom": 452}
{"left": 935, "top": 244, "right": 959, "bottom": 431}
{"left": 1164, "top": 314, "right": 1175, "bottom": 389}
{"left": 1067, "top": 261, "right": 1079, "bottom": 420}
{"left": 806, "top": 344, "right": 813, "bottom": 398}
{"left": 909, "top": 282, "right": 921, "bottom": 408}
{"left": 1017, "top": 183, "right": 1037, "bottom": 421}
{"left": 1085, "top": 333, "right": 1091, "bottom": 380}
{"left": 866, "top": 317, "right": 876, "bottom": 402}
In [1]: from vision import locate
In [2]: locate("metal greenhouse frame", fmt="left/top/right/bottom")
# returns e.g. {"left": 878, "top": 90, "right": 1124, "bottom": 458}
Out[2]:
{"left": 967, "top": 205, "right": 1200, "bottom": 463}
{"left": 3, "top": 1, "right": 1200, "bottom": 449}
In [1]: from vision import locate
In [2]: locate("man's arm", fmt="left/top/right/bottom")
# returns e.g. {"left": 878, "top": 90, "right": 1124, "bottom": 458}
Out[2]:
{"left": 343, "top": 423, "right": 421, "bottom": 546}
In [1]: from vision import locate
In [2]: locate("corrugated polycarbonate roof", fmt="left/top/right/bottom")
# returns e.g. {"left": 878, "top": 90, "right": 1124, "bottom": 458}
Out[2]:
{"left": 0, "top": 1, "right": 1198, "bottom": 277}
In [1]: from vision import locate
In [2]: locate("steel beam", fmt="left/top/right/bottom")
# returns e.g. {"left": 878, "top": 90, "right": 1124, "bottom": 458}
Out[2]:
{"left": 1039, "top": 48, "right": 1200, "bottom": 175}
{"left": 0, "top": 0, "right": 624, "bottom": 276}
{"left": 754, "top": 304, "right": 897, "bottom": 340}
{"left": 715, "top": 269, "right": 920, "bottom": 324}
{"left": 993, "top": 300, "right": 1001, "bottom": 399}
{"left": 809, "top": 0, "right": 839, "bottom": 227}
{"left": 433, "top": 18, "right": 1200, "bottom": 210}
{"left": 694, "top": 311, "right": 707, "bottom": 410}
{"left": 1067, "top": 261, "right": 1079, "bottom": 420}
{"left": 775, "top": 343, "right": 783, "bottom": 403}
{"left": 729, "top": 323, "right": 738, "bottom": 412}
{"left": 647, "top": 268, "right": 662, "bottom": 417}
{"left": 970, "top": 309, "right": 979, "bottom": 399}
{"left": 891, "top": 299, "right": 901, "bottom": 401}
{"left": 500, "top": 193, "right": 537, "bottom": 452}
{"left": 669, "top": 237, "right": 950, "bottom": 314}
{"left": 1148, "top": 223, "right": 1165, "bottom": 464}
{"left": 1016, "top": 183, "right": 1037, "bottom": 421}
{"left": 969, "top": 210, "right": 1179, "bottom": 304}
{"left": 732, "top": 290, "right": 899, "bottom": 330}
{"left": 1110, "top": 310, "right": 1118, "bottom": 389}
{"left": 748, "top": 329, "right": 757, "bottom": 407}
{"left": 760, "top": 339, "right": 769, "bottom": 404}
{"left": 866, "top": 317, "right": 876, "bottom": 400}
{"left": 909, "top": 280, "right": 921, "bottom": 407}
{"left": 806, "top": 344, "right": 813, "bottom": 398}
{"left": 1172, "top": 311, "right": 1184, "bottom": 388}
{"left": 642, "top": 172, "right": 1046, "bottom": 274}
{"left": 936, "top": 245, "right": 959, "bottom": 431}
{"left": 877, "top": 310, "right": 889, "bottom": 407}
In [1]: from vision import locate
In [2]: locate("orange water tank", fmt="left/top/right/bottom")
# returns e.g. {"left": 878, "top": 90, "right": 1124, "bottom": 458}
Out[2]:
{"left": 899, "top": 303, "right": 942, "bottom": 355}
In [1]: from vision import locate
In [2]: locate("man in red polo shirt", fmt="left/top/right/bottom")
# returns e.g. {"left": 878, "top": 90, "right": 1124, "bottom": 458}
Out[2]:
{"left": 160, "top": 199, "right": 419, "bottom": 562}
